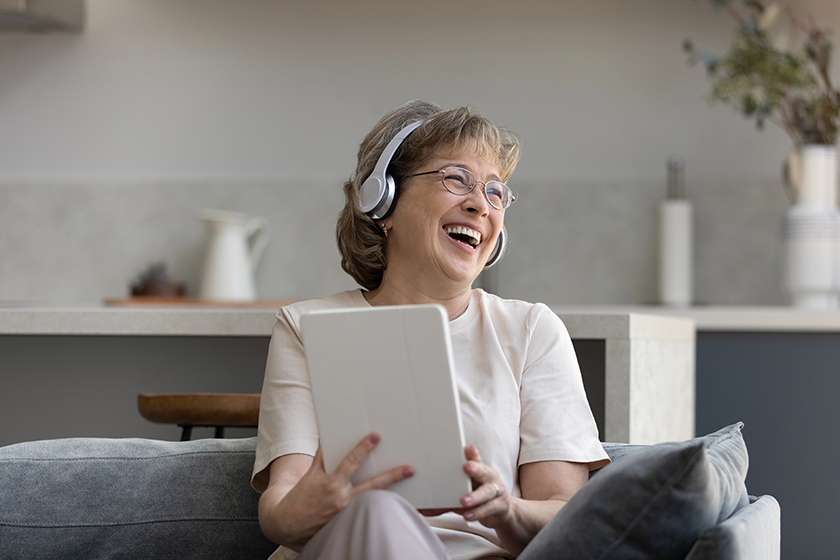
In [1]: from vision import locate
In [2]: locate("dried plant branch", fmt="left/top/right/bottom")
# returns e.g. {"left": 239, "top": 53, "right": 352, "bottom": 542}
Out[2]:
{"left": 685, "top": 0, "right": 840, "bottom": 146}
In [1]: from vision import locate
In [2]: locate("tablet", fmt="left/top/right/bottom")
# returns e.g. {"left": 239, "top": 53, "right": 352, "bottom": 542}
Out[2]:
{"left": 300, "top": 304, "right": 471, "bottom": 509}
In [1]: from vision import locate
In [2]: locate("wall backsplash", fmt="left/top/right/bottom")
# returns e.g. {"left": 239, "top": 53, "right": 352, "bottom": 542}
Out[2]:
{"left": 1, "top": 0, "right": 832, "bottom": 307}
{"left": 0, "top": 179, "right": 791, "bottom": 306}
{"left": 501, "top": 179, "right": 790, "bottom": 306}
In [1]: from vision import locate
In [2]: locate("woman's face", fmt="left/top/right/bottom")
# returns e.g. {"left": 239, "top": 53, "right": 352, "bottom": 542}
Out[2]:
{"left": 382, "top": 141, "right": 505, "bottom": 289}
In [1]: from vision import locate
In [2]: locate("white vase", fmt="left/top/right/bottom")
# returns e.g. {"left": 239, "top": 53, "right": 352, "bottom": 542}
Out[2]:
{"left": 782, "top": 145, "right": 840, "bottom": 309}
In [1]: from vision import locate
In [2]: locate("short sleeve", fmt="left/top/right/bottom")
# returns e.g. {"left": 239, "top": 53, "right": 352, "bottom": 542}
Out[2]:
{"left": 518, "top": 305, "right": 609, "bottom": 470}
{"left": 251, "top": 311, "right": 320, "bottom": 493}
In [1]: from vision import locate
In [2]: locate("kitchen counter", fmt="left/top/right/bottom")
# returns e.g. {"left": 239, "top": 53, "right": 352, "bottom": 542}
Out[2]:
{"left": 548, "top": 305, "right": 840, "bottom": 332}
{"left": 0, "top": 306, "right": 280, "bottom": 336}
{"left": 0, "top": 303, "right": 694, "bottom": 447}
{"left": 1, "top": 304, "right": 837, "bottom": 335}
{"left": 0, "top": 304, "right": 694, "bottom": 339}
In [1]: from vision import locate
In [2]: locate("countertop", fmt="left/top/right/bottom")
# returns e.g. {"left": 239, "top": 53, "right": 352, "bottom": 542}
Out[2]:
{"left": 2, "top": 301, "right": 839, "bottom": 335}
{"left": 0, "top": 302, "right": 693, "bottom": 339}
{"left": 546, "top": 305, "right": 840, "bottom": 331}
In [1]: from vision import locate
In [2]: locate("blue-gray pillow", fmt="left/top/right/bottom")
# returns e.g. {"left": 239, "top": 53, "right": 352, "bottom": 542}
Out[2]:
{"left": 520, "top": 423, "right": 749, "bottom": 560}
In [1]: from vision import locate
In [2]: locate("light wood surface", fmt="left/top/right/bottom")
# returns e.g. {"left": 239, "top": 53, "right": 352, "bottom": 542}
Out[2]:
{"left": 106, "top": 297, "right": 296, "bottom": 308}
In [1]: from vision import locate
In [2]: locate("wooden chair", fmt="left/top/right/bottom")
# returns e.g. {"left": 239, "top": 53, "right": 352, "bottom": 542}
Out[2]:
{"left": 137, "top": 393, "right": 260, "bottom": 441}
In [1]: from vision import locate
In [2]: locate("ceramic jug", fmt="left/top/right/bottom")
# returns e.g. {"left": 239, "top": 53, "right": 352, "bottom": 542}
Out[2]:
{"left": 198, "top": 209, "right": 272, "bottom": 301}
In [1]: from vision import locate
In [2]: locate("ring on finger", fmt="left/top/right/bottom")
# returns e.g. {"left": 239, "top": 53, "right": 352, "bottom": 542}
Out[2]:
{"left": 491, "top": 483, "right": 501, "bottom": 498}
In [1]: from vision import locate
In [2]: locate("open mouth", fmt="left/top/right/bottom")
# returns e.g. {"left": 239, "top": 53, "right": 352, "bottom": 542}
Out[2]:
{"left": 444, "top": 225, "right": 481, "bottom": 249}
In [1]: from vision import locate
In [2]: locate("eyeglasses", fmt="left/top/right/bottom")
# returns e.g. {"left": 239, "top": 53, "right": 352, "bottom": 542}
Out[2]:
{"left": 406, "top": 166, "right": 516, "bottom": 210}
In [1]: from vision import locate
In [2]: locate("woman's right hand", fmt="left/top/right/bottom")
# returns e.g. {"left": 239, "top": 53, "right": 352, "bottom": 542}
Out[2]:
{"left": 258, "top": 433, "right": 415, "bottom": 552}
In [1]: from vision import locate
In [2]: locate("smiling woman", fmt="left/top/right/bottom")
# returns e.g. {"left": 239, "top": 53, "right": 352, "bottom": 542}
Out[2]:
{"left": 252, "top": 101, "right": 609, "bottom": 560}
{"left": 336, "top": 101, "right": 521, "bottom": 293}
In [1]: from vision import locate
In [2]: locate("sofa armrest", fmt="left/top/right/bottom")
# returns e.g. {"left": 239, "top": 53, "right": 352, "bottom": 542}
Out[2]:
{"left": 685, "top": 495, "right": 781, "bottom": 560}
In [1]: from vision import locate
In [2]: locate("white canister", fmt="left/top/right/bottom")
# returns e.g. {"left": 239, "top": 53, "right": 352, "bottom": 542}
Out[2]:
{"left": 659, "top": 200, "right": 694, "bottom": 307}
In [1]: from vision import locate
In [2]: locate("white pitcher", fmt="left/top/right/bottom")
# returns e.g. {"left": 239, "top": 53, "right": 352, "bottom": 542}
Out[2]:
{"left": 198, "top": 209, "right": 272, "bottom": 302}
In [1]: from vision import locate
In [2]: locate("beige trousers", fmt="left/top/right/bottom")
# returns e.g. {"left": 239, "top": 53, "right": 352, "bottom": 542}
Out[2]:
{"left": 296, "top": 490, "right": 451, "bottom": 560}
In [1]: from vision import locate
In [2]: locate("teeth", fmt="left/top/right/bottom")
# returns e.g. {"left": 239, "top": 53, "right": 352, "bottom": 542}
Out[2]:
{"left": 444, "top": 225, "right": 481, "bottom": 247}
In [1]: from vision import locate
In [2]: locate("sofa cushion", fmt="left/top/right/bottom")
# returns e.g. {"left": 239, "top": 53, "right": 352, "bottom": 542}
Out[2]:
{"left": 0, "top": 436, "right": 277, "bottom": 560}
{"left": 520, "top": 423, "right": 749, "bottom": 560}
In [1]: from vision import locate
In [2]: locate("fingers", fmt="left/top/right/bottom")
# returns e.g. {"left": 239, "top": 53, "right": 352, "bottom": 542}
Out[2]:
{"left": 461, "top": 480, "right": 506, "bottom": 508}
{"left": 463, "top": 449, "right": 494, "bottom": 488}
{"left": 333, "top": 433, "right": 380, "bottom": 480}
{"left": 460, "top": 481, "right": 509, "bottom": 525}
{"left": 459, "top": 444, "right": 508, "bottom": 524}
{"left": 354, "top": 464, "right": 414, "bottom": 495}
{"left": 464, "top": 444, "right": 481, "bottom": 462}
{"left": 331, "top": 433, "right": 414, "bottom": 494}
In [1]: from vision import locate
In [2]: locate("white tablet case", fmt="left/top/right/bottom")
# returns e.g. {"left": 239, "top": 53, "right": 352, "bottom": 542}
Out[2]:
{"left": 300, "top": 304, "right": 471, "bottom": 509}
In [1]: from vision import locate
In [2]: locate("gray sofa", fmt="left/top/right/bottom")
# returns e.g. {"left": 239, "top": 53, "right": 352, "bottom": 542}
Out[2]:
{"left": 0, "top": 423, "right": 779, "bottom": 559}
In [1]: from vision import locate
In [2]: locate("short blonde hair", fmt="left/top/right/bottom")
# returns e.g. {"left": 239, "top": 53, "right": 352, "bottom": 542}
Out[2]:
{"left": 336, "top": 100, "right": 521, "bottom": 290}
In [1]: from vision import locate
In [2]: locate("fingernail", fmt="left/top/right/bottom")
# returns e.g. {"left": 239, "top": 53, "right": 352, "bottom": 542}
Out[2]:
{"left": 403, "top": 467, "right": 414, "bottom": 478}
{"left": 464, "top": 512, "right": 475, "bottom": 521}
{"left": 369, "top": 434, "right": 380, "bottom": 444}
{"left": 462, "top": 496, "right": 473, "bottom": 506}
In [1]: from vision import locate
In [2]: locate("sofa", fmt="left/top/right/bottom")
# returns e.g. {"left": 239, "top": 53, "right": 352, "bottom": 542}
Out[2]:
{"left": 0, "top": 422, "right": 779, "bottom": 559}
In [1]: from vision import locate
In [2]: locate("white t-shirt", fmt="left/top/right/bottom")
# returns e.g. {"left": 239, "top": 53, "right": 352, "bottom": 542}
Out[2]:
{"left": 252, "top": 289, "right": 609, "bottom": 560}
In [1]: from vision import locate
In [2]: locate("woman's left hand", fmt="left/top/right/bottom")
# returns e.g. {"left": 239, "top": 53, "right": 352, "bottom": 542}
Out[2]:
{"left": 457, "top": 444, "right": 512, "bottom": 528}
{"left": 456, "top": 445, "right": 585, "bottom": 556}
{"left": 416, "top": 445, "right": 510, "bottom": 521}
{"left": 420, "top": 445, "right": 586, "bottom": 556}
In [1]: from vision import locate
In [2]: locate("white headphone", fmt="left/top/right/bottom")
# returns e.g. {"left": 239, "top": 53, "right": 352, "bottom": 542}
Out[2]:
{"left": 358, "top": 120, "right": 506, "bottom": 268}
{"left": 358, "top": 121, "right": 422, "bottom": 221}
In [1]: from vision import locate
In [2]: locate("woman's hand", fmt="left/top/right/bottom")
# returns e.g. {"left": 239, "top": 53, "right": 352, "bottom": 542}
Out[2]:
{"left": 453, "top": 446, "right": 588, "bottom": 557}
{"left": 457, "top": 445, "right": 513, "bottom": 527}
{"left": 258, "top": 433, "right": 414, "bottom": 552}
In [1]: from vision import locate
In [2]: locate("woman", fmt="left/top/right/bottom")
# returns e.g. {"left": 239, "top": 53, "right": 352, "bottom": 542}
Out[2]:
{"left": 252, "top": 100, "right": 609, "bottom": 560}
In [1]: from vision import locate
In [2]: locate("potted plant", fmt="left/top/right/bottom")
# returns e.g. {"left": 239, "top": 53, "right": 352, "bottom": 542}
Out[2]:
{"left": 684, "top": 0, "right": 840, "bottom": 308}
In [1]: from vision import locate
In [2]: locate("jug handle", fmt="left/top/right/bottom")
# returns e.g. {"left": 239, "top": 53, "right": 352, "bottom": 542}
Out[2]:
{"left": 244, "top": 217, "right": 272, "bottom": 271}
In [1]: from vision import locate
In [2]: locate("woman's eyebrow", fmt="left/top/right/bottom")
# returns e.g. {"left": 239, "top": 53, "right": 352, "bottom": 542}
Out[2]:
{"left": 448, "top": 163, "right": 502, "bottom": 182}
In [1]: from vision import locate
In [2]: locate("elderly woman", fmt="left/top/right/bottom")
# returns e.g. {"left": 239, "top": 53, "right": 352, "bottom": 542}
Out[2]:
{"left": 252, "top": 100, "right": 609, "bottom": 560}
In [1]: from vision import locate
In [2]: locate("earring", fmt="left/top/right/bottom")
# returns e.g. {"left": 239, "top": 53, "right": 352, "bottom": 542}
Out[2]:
{"left": 380, "top": 223, "right": 389, "bottom": 237}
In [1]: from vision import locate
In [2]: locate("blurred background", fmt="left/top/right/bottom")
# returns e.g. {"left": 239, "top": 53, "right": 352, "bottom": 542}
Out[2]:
{"left": 3, "top": 0, "right": 836, "bottom": 306}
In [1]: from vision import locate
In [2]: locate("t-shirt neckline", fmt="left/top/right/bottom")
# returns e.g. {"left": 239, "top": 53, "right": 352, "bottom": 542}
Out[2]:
{"left": 352, "top": 288, "right": 478, "bottom": 332}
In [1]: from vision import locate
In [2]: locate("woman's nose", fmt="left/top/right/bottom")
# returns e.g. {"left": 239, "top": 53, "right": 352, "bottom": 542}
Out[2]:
{"left": 462, "top": 183, "right": 490, "bottom": 215}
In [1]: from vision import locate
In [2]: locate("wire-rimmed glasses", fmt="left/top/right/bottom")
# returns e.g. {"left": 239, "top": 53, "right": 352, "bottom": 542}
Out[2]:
{"left": 406, "top": 166, "right": 516, "bottom": 210}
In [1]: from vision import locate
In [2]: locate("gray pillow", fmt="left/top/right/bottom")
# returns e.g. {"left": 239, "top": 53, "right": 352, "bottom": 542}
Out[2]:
{"left": 520, "top": 423, "right": 749, "bottom": 560}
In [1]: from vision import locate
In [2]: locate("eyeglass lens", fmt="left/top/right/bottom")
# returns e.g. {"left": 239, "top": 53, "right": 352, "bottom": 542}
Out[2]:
{"left": 440, "top": 167, "right": 513, "bottom": 209}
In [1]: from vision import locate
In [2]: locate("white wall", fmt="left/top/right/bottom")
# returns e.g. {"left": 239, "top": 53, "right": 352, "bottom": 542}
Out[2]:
{"left": 1, "top": 0, "right": 838, "bottom": 304}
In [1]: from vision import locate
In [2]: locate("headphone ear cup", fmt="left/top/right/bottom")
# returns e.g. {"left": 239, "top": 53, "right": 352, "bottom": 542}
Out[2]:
{"left": 484, "top": 229, "right": 506, "bottom": 268}
{"left": 360, "top": 173, "right": 398, "bottom": 220}
{"left": 378, "top": 174, "right": 399, "bottom": 220}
